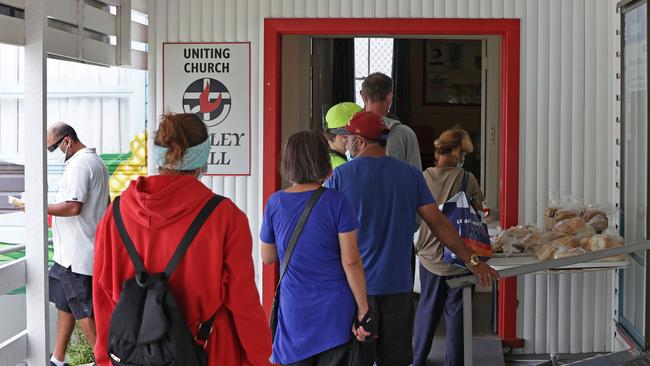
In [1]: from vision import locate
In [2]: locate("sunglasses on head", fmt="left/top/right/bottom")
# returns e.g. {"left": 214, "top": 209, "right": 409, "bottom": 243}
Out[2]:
{"left": 47, "top": 135, "right": 67, "bottom": 152}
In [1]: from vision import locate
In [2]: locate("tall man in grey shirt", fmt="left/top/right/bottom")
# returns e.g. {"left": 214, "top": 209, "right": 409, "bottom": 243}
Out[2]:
{"left": 361, "top": 72, "right": 423, "bottom": 236}
{"left": 360, "top": 72, "right": 422, "bottom": 170}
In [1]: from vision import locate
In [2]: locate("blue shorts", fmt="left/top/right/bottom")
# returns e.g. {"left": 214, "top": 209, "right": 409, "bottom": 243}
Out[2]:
{"left": 49, "top": 262, "right": 93, "bottom": 320}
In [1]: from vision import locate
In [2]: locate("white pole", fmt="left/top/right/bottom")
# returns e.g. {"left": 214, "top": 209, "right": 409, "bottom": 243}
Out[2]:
{"left": 24, "top": 0, "right": 50, "bottom": 364}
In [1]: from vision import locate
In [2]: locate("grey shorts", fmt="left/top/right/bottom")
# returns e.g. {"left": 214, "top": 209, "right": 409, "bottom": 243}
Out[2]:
{"left": 49, "top": 262, "right": 93, "bottom": 320}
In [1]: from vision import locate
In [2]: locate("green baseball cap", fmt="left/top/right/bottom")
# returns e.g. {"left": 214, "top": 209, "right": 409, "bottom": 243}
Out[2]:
{"left": 325, "top": 102, "right": 363, "bottom": 129}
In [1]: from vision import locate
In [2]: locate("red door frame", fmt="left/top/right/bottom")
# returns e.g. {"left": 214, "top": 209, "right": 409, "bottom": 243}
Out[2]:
{"left": 262, "top": 18, "right": 522, "bottom": 346}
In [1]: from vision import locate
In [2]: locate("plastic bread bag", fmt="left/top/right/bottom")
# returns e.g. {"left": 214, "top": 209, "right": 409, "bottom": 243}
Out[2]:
{"left": 553, "top": 246, "right": 587, "bottom": 259}
{"left": 589, "top": 234, "right": 626, "bottom": 261}
{"left": 493, "top": 229, "right": 522, "bottom": 256}
{"left": 494, "top": 225, "right": 541, "bottom": 255}
{"left": 536, "top": 243, "right": 557, "bottom": 260}
{"left": 582, "top": 204, "right": 619, "bottom": 233}
{"left": 584, "top": 233, "right": 624, "bottom": 251}
{"left": 529, "top": 231, "right": 565, "bottom": 249}
{"left": 552, "top": 217, "right": 589, "bottom": 236}
{"left": 536, "top": 235, "right": 578, "bottom": 260}
{"left": 494, "top": 226, "right": 529, "bottom": 256}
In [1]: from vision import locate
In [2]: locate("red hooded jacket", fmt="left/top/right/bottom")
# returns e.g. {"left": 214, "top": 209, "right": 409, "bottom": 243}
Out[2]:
{"left": 93, "top": 175, "right": 272, "bottom": 366}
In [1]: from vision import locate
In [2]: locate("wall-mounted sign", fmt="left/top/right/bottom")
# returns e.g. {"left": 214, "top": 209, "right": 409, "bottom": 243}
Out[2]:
{"left": 163, "top": 42, "right": 250, "bottom": 176}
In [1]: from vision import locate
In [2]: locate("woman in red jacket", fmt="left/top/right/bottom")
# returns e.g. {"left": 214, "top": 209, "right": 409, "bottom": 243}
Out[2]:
{"left": 93, "top": 112, "right": 272, "bottom": 366}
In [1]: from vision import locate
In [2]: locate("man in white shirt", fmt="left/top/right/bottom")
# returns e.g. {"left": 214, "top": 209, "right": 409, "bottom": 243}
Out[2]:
{"left": 45, "top": 123, "right": 109, "bottom": 366}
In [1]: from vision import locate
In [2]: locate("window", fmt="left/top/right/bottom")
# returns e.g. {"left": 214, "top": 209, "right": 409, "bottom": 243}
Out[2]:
{"left": 354, "top": 38, "right": 394, "bottom": 106}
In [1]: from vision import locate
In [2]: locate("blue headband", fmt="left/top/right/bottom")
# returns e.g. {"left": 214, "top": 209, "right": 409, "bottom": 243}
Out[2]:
{"left": 152, "top": 138, "right": 211, "bottom": 171}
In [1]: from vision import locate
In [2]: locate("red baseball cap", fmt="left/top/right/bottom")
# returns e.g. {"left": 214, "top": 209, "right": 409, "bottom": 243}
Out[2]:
{"left": 332, "top": 111, "right": 387, "bottom": 140}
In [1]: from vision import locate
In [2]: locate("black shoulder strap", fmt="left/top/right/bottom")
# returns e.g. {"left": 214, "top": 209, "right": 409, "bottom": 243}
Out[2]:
{"left": 112, "top": 195, "right": 225, "bottom": 277}
{"left": 164, "top": 195, "right": 225, "bottom": 277}
{"left": 275, "top": 187, "right": 325, "bottom": 292}
{"left": 113, "top": 196, "right": 147, "bottom": 274}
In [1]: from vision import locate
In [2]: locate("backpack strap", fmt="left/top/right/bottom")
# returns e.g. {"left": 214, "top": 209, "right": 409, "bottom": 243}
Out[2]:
{"left": 113, "top": 196, "right": 147, "bottom": 274}
{"left": 164, "top": 195, "right": 225, "bottom": 278}
{"left": 195, "top": 313, "right": 217, "bottom": 348}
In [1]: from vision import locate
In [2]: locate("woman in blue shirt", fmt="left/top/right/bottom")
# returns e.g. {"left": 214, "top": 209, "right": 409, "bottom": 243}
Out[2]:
{"left": 261, "top": 130, "right": 370, "bottom": 365}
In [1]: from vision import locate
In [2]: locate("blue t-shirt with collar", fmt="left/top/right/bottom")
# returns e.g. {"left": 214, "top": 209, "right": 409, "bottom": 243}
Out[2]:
{"left": 325, "top": 156, "right": 435, "bottom": 295}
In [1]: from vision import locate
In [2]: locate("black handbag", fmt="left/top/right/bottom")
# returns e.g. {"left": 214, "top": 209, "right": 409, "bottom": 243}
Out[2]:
{"left": 269, "top": 187, "right": 325, "bottom": 341}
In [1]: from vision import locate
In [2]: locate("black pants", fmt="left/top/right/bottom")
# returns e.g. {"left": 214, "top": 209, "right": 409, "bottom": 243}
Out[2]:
{"left": 354, "top": 292, "right": 414, "bottom": 366}
{"left": 283, "top": 342, "right": 349, "bottom": 366}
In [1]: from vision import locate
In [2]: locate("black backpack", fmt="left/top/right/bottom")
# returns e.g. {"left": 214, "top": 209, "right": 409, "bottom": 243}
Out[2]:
{"left": 107, "top": 194, "right": 224, "bottom": 366}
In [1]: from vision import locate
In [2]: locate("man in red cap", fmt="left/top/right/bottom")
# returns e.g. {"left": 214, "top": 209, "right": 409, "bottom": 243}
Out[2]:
{"left": 326, "top": 111, "right": 498, "bottom": 366}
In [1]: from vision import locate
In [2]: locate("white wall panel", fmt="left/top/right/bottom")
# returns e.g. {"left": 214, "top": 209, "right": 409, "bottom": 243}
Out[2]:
{"left": 149, "top": 0, "right": 620, "bottom": 354}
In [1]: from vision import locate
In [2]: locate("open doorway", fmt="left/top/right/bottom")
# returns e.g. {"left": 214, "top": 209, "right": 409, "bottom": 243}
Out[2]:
{"left": 281, "top": 35, "right": 501, "bottom": 214}
{"left": 264, "top": 18, "right": 521, "bottom": 343}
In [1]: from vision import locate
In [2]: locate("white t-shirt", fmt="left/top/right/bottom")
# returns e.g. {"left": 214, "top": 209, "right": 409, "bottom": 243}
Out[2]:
{"left": 52, "top": 148, "right": 109, "bottom": 276}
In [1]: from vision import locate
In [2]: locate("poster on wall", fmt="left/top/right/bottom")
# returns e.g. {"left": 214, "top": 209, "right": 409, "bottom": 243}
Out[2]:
{"left": 163, "top": 42, "right": 251, "bottom": 176}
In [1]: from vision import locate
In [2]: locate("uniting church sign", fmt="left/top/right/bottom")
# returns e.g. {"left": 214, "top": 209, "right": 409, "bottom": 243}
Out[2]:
{"left": 163, "top": 42, "right": 251, "bottom": 176}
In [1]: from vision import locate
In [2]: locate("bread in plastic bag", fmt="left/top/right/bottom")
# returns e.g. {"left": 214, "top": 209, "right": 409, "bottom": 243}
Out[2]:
{"left": 586, "top": 213, "right": 608, "bottom": 233}
{"left": 493, "top": 225, "right": 542, "bottom": 255}
{"left": 552, "top": 217, "right": 588, "bottom": 236}
{"left": 555, "top": 208, "right": 584, "bottom": 222}
{"left": 554, "top": 246, "right": 587, "bottom": 259}
{"left": 583, "top": 208, "right": 607, "bottom": 222}
{"left": 536, "top": 243, "right": 557, "bottom": 260}
{"left": 550, "top": 235, "right": 580, "bottom": 249}
{"left": 584, "top": 234, "right": 624, "bottom": 251}
{"left": 529, "top": 232, "right": 564, "bottom": 249}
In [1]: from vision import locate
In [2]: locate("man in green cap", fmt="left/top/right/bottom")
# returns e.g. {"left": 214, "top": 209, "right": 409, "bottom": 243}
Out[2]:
{"left": 323, "top": 102, "right": 362, "bottom": 169}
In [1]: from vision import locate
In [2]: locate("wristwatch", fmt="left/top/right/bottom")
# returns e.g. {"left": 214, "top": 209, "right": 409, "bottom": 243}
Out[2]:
{"left": 467, "top": 254, "right": 480, "bottom": 267}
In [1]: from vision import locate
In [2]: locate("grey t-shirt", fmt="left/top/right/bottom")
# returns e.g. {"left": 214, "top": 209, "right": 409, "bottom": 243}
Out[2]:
{"left": 415, "top": 167, "right": 484, "bottom": 276}
{"left": 383, "top": 116, "right": 422, "bottom": 171}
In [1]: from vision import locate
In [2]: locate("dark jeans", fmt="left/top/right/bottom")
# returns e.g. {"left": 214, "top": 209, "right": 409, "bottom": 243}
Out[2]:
{"left": 412, "top": 264, "right": 466, "bottom": 366}
{"left": 354, "top": 292, "right": 414, "bottom": 366}
{"left": 283, "top": 342, "right": 349, "bottom": 366}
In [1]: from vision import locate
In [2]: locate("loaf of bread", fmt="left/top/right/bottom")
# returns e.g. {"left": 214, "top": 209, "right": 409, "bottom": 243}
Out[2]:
{"left": 552, "top": 217, "right": 588, "bottom": 236}
{"left": 583, "top": 209, "right": 607, "bottom": 222}
{"left": 585, "top": 234, "right": 624, "bottom": 251}
{"left": 536, "top": 235, "right": 582, "bottom": 260}
{"left": 555, "top": 208, "right": 583, "bottom": 222}
{"left": 575, "top": 223, "right": 596, "bottom": 238}
{"left": 529, "top": 232, "right": 564, "bottom": 249}
{"left": 549, "top": 235, "right": 580, "bottom": 249}
{"left": 587, "top": 214, "right": 608, "bottom": 233}
{"left": 554, "top": 247, "right": 587, "bottom": 259}
{"left": 546, "top": 207, "right": 559, "bottom": 218}
{"left": 536, "top": 243, "right": 557, "bottom": 260}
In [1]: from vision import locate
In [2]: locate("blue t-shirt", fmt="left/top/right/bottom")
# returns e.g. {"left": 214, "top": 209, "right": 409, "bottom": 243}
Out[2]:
{"left": 260, "top": 188, "right": 359, "bottom": 364}
{"left": 325, "top": 156, "right": 435, "bottom": 295}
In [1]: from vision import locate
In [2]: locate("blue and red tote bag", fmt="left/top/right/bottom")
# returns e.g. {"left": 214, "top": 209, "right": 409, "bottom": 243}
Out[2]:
{"left": 441, "top": 172, "right": 493, "bottom": 267}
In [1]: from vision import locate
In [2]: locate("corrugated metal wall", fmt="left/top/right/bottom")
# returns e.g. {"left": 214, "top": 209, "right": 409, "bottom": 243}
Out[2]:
{"left": 149, "top": 0, "right": 264, "bottom": 285}
{"left": 149, "top": 0, "right": 621, "bottom": 354}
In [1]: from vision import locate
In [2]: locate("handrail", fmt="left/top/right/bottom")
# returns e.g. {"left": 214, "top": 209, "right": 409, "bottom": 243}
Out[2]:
{"left": 0, "top": 238, "right": 52, "bottom": 256}
{"left": 0, "top": 244, "right": 26, "bottom": 255}
{"left": 447, "top": 240, "right": 650, "bottom": 288}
